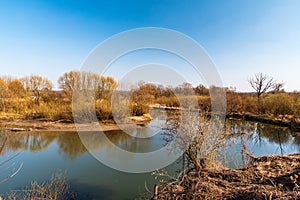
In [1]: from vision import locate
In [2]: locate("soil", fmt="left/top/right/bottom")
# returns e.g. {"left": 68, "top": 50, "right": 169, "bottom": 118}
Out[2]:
{"left": 0, "top": 119, "right": 121, "bottom": 132}
{"left": 154, "top": 153, "right": 300, "bottom": 199}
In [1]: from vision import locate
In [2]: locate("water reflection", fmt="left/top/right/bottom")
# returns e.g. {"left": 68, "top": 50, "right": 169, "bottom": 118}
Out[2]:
{"left": 227, "top": 119, "right": 300, "bottom": 155}
{"left": 1, "top": 120, "right": 300, "bottom": 164}
{"left": 0, "top": 129, "right": 165, "bottom": 160}
{"left": 0, "top": 132, "right": 85, "bottom": 159}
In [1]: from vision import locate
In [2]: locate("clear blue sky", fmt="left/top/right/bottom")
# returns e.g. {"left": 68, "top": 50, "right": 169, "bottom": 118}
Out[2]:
{"left": 0, "top": 0, "right": 299, "bottom": 91}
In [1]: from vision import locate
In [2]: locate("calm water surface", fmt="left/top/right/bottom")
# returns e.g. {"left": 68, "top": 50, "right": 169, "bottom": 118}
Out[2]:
{"left": 0, "top": 119, "right": 300, "bottom": 199}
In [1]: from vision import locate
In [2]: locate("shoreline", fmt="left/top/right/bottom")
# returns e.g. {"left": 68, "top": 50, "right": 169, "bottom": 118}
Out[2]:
{"left": 1, "top": 112, "right": 300, "bottom": 132}
{"left": 0, "top": 119, "right": 121, "bottom": 132}
{"left": 155, "top": 153, "right": 300, "bottom": 199}
{"left": 227, "top": 113, "right": 300, "bottom": 131}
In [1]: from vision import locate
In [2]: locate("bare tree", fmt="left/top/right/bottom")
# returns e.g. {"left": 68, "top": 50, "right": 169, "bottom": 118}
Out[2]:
{"left": 272, "top": 82, "right": 285, "bottom": 93}
{"left": 58, "top": 70, "right": 117, "bottom": 100}
{"left": 21, "top": 75, "right": 53, "bottom": 105}
{"left": 248, "top": 73, "right": 274, "bottom": 102}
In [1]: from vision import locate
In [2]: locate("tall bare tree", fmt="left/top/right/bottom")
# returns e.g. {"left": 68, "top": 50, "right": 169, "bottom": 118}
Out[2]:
{"left": 248, "top": 73, "right": 274, "bottom": 112}
{"left": 248, "top": 73, "right": 274, "bottom": 99}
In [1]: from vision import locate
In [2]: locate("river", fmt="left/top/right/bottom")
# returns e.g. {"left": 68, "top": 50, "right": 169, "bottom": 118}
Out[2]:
{"left": 0, "top": 118, "right": 299, "bottom": 199}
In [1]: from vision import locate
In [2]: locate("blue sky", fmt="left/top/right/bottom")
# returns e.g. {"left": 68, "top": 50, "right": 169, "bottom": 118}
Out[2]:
{"left": 0, "top": 0, "right": 299, "bottom": 91}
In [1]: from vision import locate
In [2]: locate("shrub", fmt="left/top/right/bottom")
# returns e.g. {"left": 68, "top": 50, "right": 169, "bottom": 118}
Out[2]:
{"left": 262, "top": 93, "right": 294, "bottom": 116}
{"left": 157, "top": 96, "right": 180, "bottom": 107}
{"left": 197, "top": 95, "right": 211, "bottom": 111}
{"left": 26, "top": 101, "right": 72, "bottom": 121}
{"left": 95, "top": 99, "right": 112, "bottom": 120}
{"left": 6, "top": 173, "right": 76, "bottom": 200}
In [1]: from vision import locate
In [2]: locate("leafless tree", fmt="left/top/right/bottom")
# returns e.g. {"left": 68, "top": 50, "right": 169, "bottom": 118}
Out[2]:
{"left": 21, "top": 75, "right": 53, "bottom": 105}
{"left": 248, "top": 73, "right": 274, "bottom": 100}
{"left": 272, "top": 82, "right": 285, "bottom": 93}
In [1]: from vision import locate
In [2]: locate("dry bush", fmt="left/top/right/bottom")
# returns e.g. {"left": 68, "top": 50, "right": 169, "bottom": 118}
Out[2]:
{"left": 6, "top": 173, "right": 76, "bottom": 200}
{"left": 165, "top": 111, "right": 227, "bottom": 171}
{"left": 156, "top": 96, "right": 180, "bottom": 108}
{"left": 226, "top": 93, "right": 258, "bottom": 114}
{"left": 262, "top": 93, "right": 294, "bottom": 116}
{"left": 155, "top": 154, "right": 300, "bottom": 200}
{"left": 95, "top": 99, "right": 113, "bottom": 119}
{"left": 196, "top": 95, "right": 211, "bottom": 112}
{"left": 26, "top": 101, "right": 72, "bottom": 121}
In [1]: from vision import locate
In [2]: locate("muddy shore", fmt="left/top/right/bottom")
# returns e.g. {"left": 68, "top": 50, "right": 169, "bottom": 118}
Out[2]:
{"left": 0, "top": 119, "right": 121, "bottom": 132}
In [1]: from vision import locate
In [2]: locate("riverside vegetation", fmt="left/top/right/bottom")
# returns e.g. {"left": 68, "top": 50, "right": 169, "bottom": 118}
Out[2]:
{"left": 0, "top": 71, "right": 299, "bottom": 125}
{"left": 1, "top": 71, "right": 300, "bottom": 199}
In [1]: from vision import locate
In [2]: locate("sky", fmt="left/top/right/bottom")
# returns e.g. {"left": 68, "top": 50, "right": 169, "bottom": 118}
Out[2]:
{"left": 0, "top": 0, "right": 300, "bottom": 91}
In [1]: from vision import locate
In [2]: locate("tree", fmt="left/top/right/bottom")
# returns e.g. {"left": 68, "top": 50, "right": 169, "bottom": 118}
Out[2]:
{"left": 194, "top": 84, "right": 209, "bottom": 96}
{"left": 0, "top": 78, "right": 7, "bottom": 111}
{"left": 7, "top": 79, "right": 26, "bottom": 98}
{"left": 58, "top": 70, "right": 117, "bottom": 100}
{"left": 248, "top": 73, "right": 274, "bottom": 111}
{"left": 272, "top": 82, "right": 285, "bottom": 93}
{"left": 21, "top": 75, "right": 53, "bottom": 105}
{"left": 58, "top": 70, "right": 81, "bottom": 98}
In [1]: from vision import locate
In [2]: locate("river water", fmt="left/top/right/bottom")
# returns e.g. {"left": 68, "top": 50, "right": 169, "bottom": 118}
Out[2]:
{"left": 0, "top": 118, "right": 299, "bottom": 199}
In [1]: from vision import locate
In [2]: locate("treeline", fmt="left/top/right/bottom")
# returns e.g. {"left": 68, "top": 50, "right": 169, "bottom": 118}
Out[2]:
{"left": 130, "top": 82, "right": 300, "bottom": 118}
{"left": 0, "top": 71, "right": 117, "bottom": 121}
{"left": 0, "top": 71, "right": 300, "bottom": 121}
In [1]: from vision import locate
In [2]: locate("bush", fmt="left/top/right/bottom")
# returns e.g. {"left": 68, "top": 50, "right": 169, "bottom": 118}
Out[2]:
{"left": 156, "top": 96, "right": 180, "bottom": 107}
{"left": 197, "top": 95, "right": 211, "bottom": 111}
{"left": 130, "top": 102, "right": 149, "bottom": 116}
{"left": 26, "top": 101, "right": 72, "bottom": 121}
{"left": 6, "top": 173, "right": 76, "bottom": 200}
{"left": 95, "top": 99, "right": 112, "bottom": 120}
{"left": 262, "top": 93, "right": 294, "bottom": 116}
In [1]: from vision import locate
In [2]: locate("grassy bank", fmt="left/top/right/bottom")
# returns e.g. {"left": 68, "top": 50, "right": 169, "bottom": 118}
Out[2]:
{"left": 154, "top": 153, "right": 300, "bottom": 200}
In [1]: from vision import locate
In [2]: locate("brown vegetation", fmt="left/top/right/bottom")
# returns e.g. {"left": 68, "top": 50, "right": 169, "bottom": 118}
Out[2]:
{"left": 0, "top": 71, "right": 117, "bottom": 122}
{"left": 154, "top": 153, "right": 300, "bottom": 200}
{"left": 6, "top": 173, "right": 76, "bottom": 200}
{"left": 1, "top": 72, "right": 299, "bottom": 127}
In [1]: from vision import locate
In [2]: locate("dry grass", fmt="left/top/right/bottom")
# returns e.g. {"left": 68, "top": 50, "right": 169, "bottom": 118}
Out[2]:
{"left": 154, "top": 153, "right": 300, "bottom": 200}
{"left": 5, "top": 173, "right": 76, "bottom": 200}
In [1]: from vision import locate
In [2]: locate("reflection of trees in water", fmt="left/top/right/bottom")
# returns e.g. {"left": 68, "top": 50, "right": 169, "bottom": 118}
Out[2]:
{"left": 0, "top": 132, "right": 84, "bottom": 159}
{"left": 0, "top": 129, "right": 159, "bottom": 160}
{"left": 227, "top": 119, "right": 300, "bottom": 155}
{"left": 292, "top": 135, "right": 300, "bottom": 151}
{"left": 105, "top": 129, "right": 154, "bottom": 153}
{"left": 29, "top": 133, "right": 56, "bottom": 152}
{"left": 56, "top": 133, "right": 87, "bottom": 160}
{"left": 0, "top": 132, "right": 56, "bottom": 153}
{"left": 257, "top": 124, "right": 291, "bottom": 144}
{"left": 0, "top": 132, "right": 56, "bottom": 152}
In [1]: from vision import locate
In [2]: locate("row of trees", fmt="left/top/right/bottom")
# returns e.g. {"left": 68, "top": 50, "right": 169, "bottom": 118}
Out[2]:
{"left": 0, "top": 71, "right": 299, "bottom": 120}
{"left": 0, "top": 71, "right": 117, "bottom": 120}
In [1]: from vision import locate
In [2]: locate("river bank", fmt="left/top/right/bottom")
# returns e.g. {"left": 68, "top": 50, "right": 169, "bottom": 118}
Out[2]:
{"left": 151, "top": 105, "right": 300, "bottom": 131}
{"left": 154, "top": 153, "right": 300, "bottom": 199}
{"left": 1, "top": 110, "right": 300, "bottom": 133}
{"left": 227, "top": 113, "right": 300, "bottom": 131}
{"left": 0, "top": 118, "right": 121, "bottom": 132}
